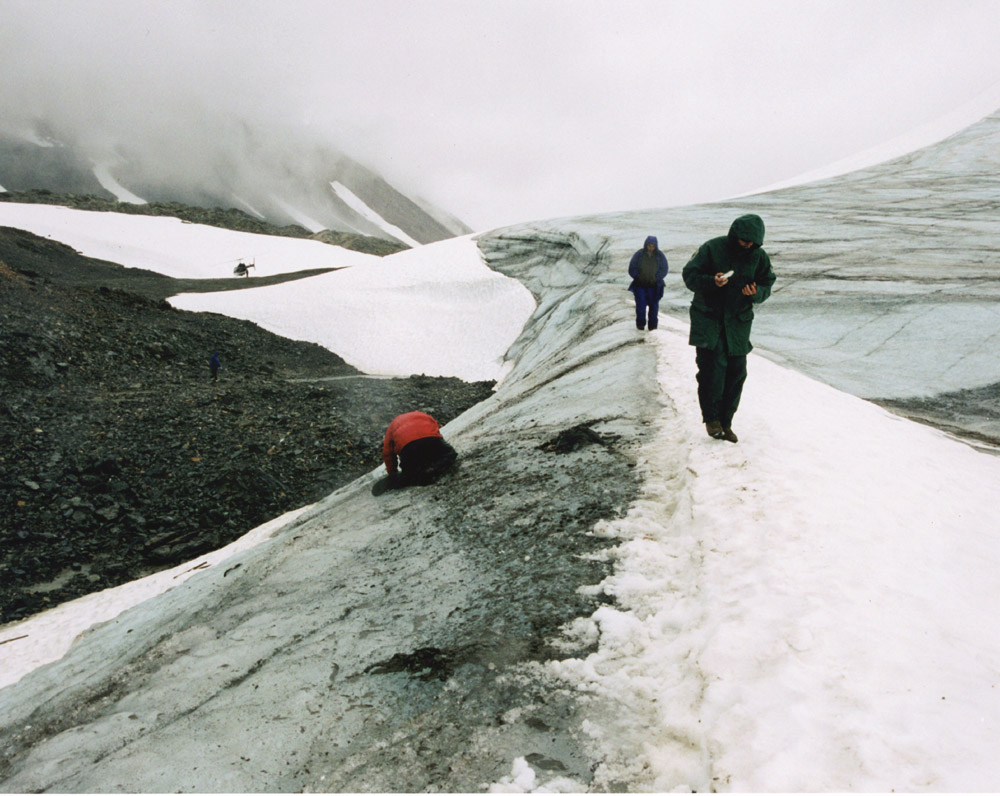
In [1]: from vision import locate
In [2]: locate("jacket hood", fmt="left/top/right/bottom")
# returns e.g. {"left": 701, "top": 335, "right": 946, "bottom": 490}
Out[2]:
{"left": 728, "top": 214, "right": 765, "bottom": 247}
{"left": 644, "top": 235, "right": 659, "bottom": 250}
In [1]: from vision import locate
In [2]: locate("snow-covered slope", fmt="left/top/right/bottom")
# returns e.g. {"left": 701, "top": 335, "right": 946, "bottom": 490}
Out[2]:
{"left": 330, "top": 180, "right": 422, "bottom": 248}
{"left": 0, "top": 201, "right": 534, "bottom": 382}
{"left": 551, "top": 314, "right": 1000, "bottom": 792}
{"left": 0, "top": 202, "right": 380, "bottom": 278}
{"left": 171, "top": 235, "right": 535, "bottom": 382}
{"left": 2, "top": 107, "right": 1000, "bottom": 792}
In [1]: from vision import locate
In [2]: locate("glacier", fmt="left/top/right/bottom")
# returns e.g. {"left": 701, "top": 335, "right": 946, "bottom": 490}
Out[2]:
{"left": 1, "top": 109, "right": 1000, "bottom": 791}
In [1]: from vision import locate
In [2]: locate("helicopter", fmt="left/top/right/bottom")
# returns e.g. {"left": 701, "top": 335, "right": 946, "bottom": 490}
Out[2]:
{"left": 233, "top": 259, "right": 256, "bottom": 277}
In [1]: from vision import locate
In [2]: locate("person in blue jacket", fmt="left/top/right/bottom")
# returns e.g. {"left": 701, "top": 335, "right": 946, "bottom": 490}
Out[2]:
{"left": 208, "top": 351, "right": 221, "bottom": 381}
{"left": 627, "top": 235, "right": 669, "bottom": 330}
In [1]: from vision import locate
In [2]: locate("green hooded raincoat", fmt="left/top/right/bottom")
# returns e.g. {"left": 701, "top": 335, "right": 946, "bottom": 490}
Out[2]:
{"left": 682, "top": 214, "right": 776, "bottom": 356}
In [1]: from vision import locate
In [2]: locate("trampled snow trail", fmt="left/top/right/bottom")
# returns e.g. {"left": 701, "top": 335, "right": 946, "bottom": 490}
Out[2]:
{"left": 549, "top": 319, "right": 1000, "bottom": 792}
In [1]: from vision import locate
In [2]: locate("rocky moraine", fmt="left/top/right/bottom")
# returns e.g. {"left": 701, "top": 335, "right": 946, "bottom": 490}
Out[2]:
{"left": 0, "top": 213, "right": 492, "bottom": 625}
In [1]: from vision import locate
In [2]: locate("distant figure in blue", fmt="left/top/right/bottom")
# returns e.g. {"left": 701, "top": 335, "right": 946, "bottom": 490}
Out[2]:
{"left": 627, "top": 235, "right": 669, "bottom": 330}
{"left": 208, "top": 351, "right": 221, "bottom": 381}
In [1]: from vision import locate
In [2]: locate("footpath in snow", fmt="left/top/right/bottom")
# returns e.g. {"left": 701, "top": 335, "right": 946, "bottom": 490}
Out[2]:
{"left": 530, "top": 318, "right": 1000, "bottom": 792}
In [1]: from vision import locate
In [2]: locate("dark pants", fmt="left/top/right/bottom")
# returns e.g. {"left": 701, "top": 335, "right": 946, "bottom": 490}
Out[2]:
{"left": 695, "top": 342, "right": 747, "bottom": 428}
{"left": 397, "top": 436, "right": 457, "bottom": 487}
{"left": 633, "top": 286, "right": 659, "bottom": 330}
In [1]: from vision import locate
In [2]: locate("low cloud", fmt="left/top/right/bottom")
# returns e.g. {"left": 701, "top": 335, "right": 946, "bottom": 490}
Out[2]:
{"left": 3, "top": 0, "right": 1000, "bottom": 229}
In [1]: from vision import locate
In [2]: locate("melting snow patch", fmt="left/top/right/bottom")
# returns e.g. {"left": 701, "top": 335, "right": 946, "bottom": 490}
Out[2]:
{"left": 22, "top": 129, "right": 61, "bottom": 147}
{"left": 92, "top": 163, "right": 147, "bottom": 204}
{"left": 330, "top": 180, "right": 422, "bottom": 248}
{"left": 272, "top": 196, "right": 326, "bottom": 233}
{"left": 232, "top": 195, "right": 267, "bottom": 220}
{"left": 0, "top": 202, "right": 376, "bottom": 278}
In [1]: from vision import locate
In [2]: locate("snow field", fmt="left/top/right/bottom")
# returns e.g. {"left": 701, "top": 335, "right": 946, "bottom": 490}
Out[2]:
{"left": 170, "top": 235, "right": 537, "bottom": 382}
{"left": 547, "top": 317, "right": 1000, "bottom": 792}
{"left": 0, "top": 202, "right": 536, "bottom": 382}
{"left": 0, "top": 202, "right": 377, "bottom": 278}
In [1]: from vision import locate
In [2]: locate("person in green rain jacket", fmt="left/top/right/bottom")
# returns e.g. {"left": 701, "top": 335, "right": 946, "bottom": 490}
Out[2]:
{"left": 682, "top": 214, "right": 776, "bottom": 443}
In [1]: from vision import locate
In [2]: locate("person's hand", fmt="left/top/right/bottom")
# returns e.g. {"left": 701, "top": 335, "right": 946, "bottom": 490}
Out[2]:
{"left": 741, "top": 282, "right": 757, "bottom": 296}
{"left": 714, "top": 272, "right": 729, "bottom": 287}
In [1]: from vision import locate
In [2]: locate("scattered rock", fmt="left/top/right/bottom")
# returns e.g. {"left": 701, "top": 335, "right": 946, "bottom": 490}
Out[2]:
{"left": 538, "top": 423, "right": 614, "bottom": 454}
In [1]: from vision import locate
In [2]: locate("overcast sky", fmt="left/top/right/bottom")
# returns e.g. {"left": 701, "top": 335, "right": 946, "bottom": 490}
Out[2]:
{"left": 3, "top": 0, "right": 1000, "bottom": 229}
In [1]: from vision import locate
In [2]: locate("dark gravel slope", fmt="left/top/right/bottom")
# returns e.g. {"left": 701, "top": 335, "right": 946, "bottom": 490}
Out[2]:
{"left": 0, "top": 228, "right": 492, "bottom": 624}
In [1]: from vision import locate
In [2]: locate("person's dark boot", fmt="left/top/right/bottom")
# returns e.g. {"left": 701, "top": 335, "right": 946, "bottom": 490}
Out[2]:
{"left": 706, "top": 420, "right": 724, "bottom": 439}
{"left": 371, "top": 472, "right": 403, "bottom": 496}
{"left": 721, "top": 427, "right": 739, "bottom": 443}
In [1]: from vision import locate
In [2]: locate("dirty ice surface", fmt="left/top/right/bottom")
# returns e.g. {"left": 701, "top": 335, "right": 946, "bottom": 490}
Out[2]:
{"left": 529, "top": 105, "right": 1000, "bottom": 412}
{"left": 2, "top": 212, "right": 1000, "bottom": 788}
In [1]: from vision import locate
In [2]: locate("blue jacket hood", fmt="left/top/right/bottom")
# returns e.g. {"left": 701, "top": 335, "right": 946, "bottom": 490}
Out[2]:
{"left": 644, "top": 235, "right": 659, "bottom": 250}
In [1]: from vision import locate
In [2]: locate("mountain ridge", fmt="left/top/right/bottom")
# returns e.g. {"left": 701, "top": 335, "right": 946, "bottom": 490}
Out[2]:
{"left": 0, "top": 125, "right": 472, "bottom": 245}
